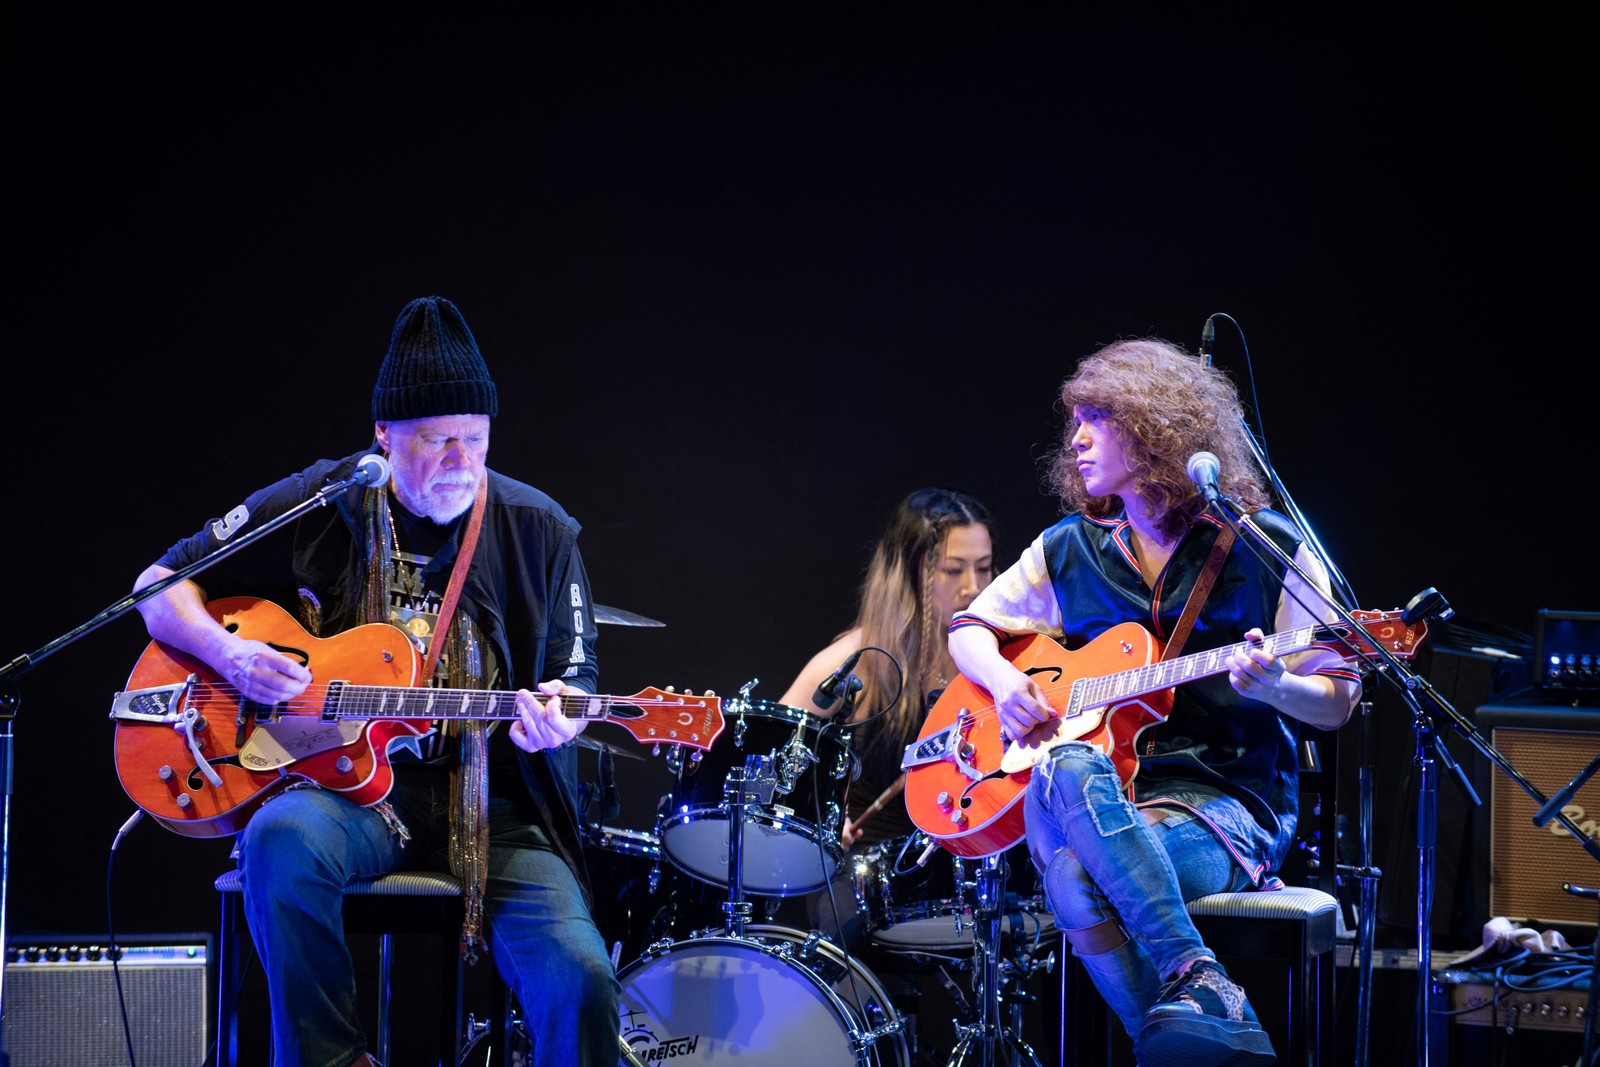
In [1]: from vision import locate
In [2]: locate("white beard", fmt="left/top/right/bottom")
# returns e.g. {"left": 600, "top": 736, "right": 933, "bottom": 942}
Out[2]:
{"left": 397, "top": 474, "right": 479, "bottom": 524}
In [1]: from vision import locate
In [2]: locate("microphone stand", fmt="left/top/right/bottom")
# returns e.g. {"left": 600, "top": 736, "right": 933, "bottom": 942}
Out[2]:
{"left": 1204, "top": 492, "right": 1600, "bottom": 1066}
{"left": 0, "top": 459, "right": 387, "bottom": 1020}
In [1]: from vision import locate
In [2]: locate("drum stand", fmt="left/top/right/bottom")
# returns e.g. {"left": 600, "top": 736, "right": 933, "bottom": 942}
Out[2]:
{"left": 717, "top": 756, "right": 904, "bottom": 1061}
{"left": 945, "top": 854, "right": 1045, "bottom": 1067}
{"left": 721, "top": 759, "right": 760, "bottom": 938}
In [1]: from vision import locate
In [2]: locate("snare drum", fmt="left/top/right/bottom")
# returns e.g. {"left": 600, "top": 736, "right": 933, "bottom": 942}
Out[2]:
{"left": 657, "top": 699, "right": 856, "bottom": 896}
{"left": 616, "top": 925, "right": 908, "bottom": 1065}
{"left": 850, "top": 832, "right": 1056, "bottom": 953}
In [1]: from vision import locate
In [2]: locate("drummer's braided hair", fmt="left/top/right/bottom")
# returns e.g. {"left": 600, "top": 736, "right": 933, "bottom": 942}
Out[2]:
{"left": 853, "top": 487, "right": 995, "bottom": 774}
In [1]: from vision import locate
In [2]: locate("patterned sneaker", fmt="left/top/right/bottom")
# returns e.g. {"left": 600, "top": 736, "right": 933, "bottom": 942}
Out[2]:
{"left": 1136, "top": 959, "right": 1275, "bottom": 1066}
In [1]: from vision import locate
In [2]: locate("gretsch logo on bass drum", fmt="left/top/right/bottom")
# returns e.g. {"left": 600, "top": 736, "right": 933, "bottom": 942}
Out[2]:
{"left": 619, "top": 1011, "right": 702, "bottom": 1061}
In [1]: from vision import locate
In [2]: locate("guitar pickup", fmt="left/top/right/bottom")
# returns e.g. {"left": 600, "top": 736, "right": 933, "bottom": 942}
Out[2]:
{"left": 900, "top": 709, "right": 983, "bottom": 782}
{"left": 109, "top": 678, "right": 197, "bottom": 723}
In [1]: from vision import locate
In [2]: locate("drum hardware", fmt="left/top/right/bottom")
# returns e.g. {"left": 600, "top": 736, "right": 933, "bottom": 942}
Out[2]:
{"left": 730, "top": 676, "right": 760, "bottom": 746}
{"left": 944, "top": 853, "right": 1047, "bottom": 1067}
{"left": 721, "top": 758, "right": 759, "bottom": 937}
{"left": 776, "top": 715, "right": 819, "bottom": 794}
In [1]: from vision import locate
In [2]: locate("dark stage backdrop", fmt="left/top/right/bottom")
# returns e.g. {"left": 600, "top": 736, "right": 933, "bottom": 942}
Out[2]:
{"left": 5, "top": 3, "right": 1592, "bottom": 1004}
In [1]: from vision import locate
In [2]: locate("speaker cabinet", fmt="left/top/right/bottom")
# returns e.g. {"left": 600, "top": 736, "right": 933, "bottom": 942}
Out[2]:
{"left": 1476, "top": 704, "right": 1600, "bottom": 926}
{"left": 2, "top": 936, "right": 209, "bottom": 1067}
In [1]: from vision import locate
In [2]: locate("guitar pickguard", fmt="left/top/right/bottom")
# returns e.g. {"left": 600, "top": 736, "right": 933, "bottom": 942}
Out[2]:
{"left": 238, "top": 718, "right": 368, "bottom": 771}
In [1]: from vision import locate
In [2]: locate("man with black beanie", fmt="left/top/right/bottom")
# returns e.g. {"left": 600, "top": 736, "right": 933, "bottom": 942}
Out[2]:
{"left": 133, "top": 295, "right": 620, "bottom": 1066}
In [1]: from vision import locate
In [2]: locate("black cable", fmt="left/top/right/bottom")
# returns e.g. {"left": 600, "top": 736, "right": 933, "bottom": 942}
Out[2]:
{"left": 1206, "top": 312, "right": 1360, "bottom": 610}
{"left": 835, "top": 646, "right": 906, "bottom": 731}
{"left": 105, "top": 809, "right": 144, "bottom": 1067}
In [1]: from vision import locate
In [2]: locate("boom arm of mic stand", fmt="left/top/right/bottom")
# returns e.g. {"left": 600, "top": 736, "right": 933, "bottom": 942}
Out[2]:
{"left": 0, "top": 470, "right": 373, "bottom": 692}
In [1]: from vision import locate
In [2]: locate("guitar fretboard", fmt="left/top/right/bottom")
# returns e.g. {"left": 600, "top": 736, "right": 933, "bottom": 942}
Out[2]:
{"left": 1073, "top": 624, "right": 1323, "bottom": 712}
{"left": 330, "top": 685, "right": 640, "bottom": 722}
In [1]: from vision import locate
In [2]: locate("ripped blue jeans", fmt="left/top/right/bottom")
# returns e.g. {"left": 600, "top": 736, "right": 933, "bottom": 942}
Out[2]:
{"left": 1025, "top": 743, "right": 1252, "bottom": 1037}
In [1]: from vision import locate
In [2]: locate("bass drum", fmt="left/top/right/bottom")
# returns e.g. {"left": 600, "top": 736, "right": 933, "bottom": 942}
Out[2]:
{"left": 616, "top": 925, "right": 908, "bottom": 1065}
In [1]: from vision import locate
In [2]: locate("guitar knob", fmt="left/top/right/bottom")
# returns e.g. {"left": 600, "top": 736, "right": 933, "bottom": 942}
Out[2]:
{"left": 935, "top": 790, "right": 953, "bottom": 810}
{"left": 335, "top": 756, "right": 354, "bottom": 774}
{"left": 158, "top": 765, "right": 175, "bottom": 782}
{"left": 949, "top": 810, "right": 968, "bottom": 828}
{"left": 175, "top": 793, "right": 193, "bottom": 810}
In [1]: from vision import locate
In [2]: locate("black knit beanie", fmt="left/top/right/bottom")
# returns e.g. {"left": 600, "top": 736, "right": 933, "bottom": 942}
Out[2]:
{"left": 371, "top": 296, "right": 499, "bottom": 421}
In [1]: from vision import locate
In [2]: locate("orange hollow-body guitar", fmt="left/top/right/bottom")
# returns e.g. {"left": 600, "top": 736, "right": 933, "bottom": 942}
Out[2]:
{"left": 112, "top": 597, "right": 724, "bottom": 838}
{"left": 902, "top": 612, "right": 1426, "bottom": 858}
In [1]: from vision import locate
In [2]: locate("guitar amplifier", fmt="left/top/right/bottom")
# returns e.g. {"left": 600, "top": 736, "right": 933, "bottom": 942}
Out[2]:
{"left": 1, "top": 936, "right": 209, "bottom": 1066}
{"left": 1477, "top": 704, "right": 1600, "bottom": 926}
{"left": 1534, "top": 609, "right": 1600, "bottom": 695}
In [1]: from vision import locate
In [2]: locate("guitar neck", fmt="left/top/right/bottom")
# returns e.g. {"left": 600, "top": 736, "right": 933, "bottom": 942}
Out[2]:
{"left": 331, "top": 684, "right": 627, "bottom": 723}
{"left": 1077, "top": 624, "right": 1324, "bottom": 709}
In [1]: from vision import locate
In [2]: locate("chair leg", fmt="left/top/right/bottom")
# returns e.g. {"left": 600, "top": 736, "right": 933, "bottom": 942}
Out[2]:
{"left": 215, "top": 891, "right": 243, "bottom": 1067}
{"left": 376, "top": 933, "right": 395, "bottom": 1064}
{"left": 446, "top": 940, "right": 465, "bottom": 1065}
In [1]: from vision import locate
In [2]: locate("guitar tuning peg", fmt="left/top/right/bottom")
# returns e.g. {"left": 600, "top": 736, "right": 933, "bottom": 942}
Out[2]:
{"left": 664, "top": 686, "right": 677, "bottom": 693}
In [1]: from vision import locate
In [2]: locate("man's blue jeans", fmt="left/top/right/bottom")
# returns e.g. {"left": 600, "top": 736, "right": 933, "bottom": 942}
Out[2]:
{"left": 238, "top": 768, "right": 619, "bottom": 1067}
{"left": 1024, "top": 743, "right": 1252, "bottom": 1038}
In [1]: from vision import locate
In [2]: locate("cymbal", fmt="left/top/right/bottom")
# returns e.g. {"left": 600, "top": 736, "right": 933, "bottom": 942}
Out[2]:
{"left": 594, "top": 603, "right": 665, "bottom": 627}
{"left": 575, "top": 732, "right": 648, "bottom": 761}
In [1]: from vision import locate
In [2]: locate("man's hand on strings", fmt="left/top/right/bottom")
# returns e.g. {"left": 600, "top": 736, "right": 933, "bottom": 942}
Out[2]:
{"left": 511, "top": 679, "right": 587, "bottom": 752}
{"left": 225, "top": 639, "right": 312, "bottom": 705}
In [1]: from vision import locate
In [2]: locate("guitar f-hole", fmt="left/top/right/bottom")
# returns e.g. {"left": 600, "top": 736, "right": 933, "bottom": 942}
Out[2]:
{"left": 959, "top": 769, "right": 1010, "bottom": 807}
{"left": 187, "top": 754, "right": 243, "bottom": 790}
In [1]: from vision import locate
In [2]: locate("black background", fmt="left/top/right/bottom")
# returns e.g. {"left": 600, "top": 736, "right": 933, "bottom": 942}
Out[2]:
{"left": 4, "top": 1, "right": 1594, "bottom": 1027}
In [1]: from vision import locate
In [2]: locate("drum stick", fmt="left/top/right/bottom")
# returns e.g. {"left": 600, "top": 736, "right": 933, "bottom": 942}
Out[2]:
{"left": 848, "top": 772, "right": 907, "bottom": 835}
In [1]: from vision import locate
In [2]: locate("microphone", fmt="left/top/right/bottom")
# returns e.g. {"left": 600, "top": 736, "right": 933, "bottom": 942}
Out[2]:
{"left": 352, "top": 453, "right": 392, "bottom": 488}
{"left": 813, "top": 650, "right": 863, "bottom": 710}
{"left": 1186, "top": 451, "right": 1222, "bottom": 502}
{"left": 1532, "top": 752, "right": 1600, "bottom": 828}
{"left": 1199, "top": 316, "right": 1216, "bottom": 367}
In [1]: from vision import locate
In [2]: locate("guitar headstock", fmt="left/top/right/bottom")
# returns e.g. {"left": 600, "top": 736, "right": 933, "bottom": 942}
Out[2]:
{"left": 605, "top": 686, "right": 726, "bottom": 751}
{"left": 1316, "top": 609, "right": 1430, "bottom": 663}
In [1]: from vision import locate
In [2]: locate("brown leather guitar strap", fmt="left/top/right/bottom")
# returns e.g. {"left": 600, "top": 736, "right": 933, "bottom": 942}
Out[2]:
{"left": 421, "top": 475, "right": 487, "bottom": 679}
{"left": 421, "top": 476, "right": 490, "bottom": 962}
{"left": 1161, "top": 524, "right": 1235, "bottom": 661}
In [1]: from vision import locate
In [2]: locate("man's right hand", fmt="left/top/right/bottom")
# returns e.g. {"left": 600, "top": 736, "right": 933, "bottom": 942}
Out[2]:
{"left": 224, "top": 639, "right": 312, "bottom": 704}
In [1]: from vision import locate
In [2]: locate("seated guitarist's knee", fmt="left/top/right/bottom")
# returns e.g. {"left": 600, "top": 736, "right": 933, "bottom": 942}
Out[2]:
{"left": 1065, "top": 917, "right": 1127, "bottom": 956}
